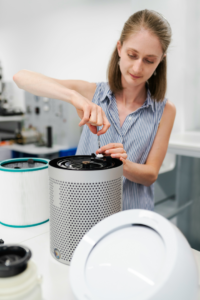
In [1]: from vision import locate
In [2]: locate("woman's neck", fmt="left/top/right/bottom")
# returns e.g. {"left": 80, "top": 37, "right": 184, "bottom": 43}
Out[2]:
{"left": 116, "top": 77, "right": 147, "bottom": 107}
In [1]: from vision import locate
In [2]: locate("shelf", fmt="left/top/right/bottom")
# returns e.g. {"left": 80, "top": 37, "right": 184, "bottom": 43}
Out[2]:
{"left": 1, "top": 143, "right": 70, "bottom": 155}
{"left": 0, "top": 115, "right": 25, "bottom": 122}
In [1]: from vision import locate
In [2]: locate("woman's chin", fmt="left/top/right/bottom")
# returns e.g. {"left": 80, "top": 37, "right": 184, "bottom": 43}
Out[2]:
{"left": 125, "top": 77, "right": 144, "bottom": 88}
{"left": 121, "top": 73, "right": 145, "bottom": 88}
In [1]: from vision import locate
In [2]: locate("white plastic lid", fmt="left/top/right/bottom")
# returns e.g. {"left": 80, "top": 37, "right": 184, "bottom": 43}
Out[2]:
{"left": 85, "top": 225, "right": 165, "bottom": 299}
{"left": 70, "top": 209, "right": 199, "bottom": 300}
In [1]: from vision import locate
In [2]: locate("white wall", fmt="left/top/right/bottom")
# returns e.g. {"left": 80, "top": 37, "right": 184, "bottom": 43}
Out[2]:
{"left": 131, "top": 0, "right": 200, "bottom": 132}
{"left": 0, "top": 0, "right": 200, "bottom": 132}
{"left": 0, "top": 0, "right": 131, "bottom": 109}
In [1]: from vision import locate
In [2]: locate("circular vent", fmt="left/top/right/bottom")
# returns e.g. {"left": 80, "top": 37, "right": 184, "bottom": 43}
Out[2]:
{"left": 50, "top": 154, "right": 122, "bottom": 171}
{"left": 1, "top": 159, "right": 46, "bottom": 170}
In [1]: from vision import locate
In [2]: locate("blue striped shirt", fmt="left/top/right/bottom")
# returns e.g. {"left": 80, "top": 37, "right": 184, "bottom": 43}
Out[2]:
{"left": 76, "top": 82, "right": 167, "bottom": 211}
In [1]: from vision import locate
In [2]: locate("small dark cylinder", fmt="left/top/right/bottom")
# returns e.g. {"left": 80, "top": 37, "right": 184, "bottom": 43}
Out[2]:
{"left": 47, "top": 126, "right": 52, "bottom": 148}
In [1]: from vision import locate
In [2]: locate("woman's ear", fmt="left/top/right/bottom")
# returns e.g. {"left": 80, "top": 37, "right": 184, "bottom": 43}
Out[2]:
{"left": 117, "top": 41, "right": 122, "bottom": 57}
{"left": 161, "top": 53, "right": 166, "bottom": 61}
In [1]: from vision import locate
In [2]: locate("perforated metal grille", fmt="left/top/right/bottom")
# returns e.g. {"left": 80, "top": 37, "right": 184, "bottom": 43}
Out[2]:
{"left": 50, "top": 177, "right": 122, "bottom": 264}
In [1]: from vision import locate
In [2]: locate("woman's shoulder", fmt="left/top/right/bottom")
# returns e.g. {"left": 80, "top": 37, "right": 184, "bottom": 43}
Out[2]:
{"left": 153, "top": 97, "right": 176, "bottom": 124}
{"left": 163, "top": 100, "right": 176, "bottom": 116}
{"left": 154, "top": 97, "right": 176, "bottom": 113}
{"left": 92, "top": 82, "right": 111, "bottom": 103}
{"left": 149, "top": 91, "right": 174, "bottom": 112}
{"left": 95, "top": 81, "right": 110, "bottom": 91}
{"left": 147, "top": 89, "right": 176, "bottom": 122}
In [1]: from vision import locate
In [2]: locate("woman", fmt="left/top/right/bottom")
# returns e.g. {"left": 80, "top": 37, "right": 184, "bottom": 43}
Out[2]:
{"left": 13, "top": 9, "right": 176, "bottom": 211}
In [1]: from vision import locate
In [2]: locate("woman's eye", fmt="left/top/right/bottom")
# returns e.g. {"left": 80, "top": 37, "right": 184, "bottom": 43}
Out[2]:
{"left": 128, "top": 54, "right": 154, "bottom": 64}
{"left": 145, "top": 59, "right": 154, "bottom": 64}
{"left": 128, "top": 54, "right": 137, "bottom": 59}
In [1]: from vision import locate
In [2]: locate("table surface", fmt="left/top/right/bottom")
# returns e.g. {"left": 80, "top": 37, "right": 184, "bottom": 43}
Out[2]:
{"left": 0, "top": 222, "right": 200, "bottom": 300}
{"left": 168, "top": 131, "right": 200, "bottom": 158}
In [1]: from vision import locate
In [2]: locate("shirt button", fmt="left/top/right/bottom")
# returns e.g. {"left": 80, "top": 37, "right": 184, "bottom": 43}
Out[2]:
{"left": 129, "top": 116, "right": 132, "bottom": 120}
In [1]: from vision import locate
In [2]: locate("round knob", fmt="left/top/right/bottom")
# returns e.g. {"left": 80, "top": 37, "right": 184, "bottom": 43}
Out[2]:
{"left": 82, "top": 161, "right": 90, "bottom": 169}
{"left": 27, "top": 159, "right": 34, "bottom": 166}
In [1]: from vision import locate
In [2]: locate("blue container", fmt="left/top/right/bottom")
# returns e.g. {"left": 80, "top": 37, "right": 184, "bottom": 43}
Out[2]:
{"left": 59, "top": 147, "right": 77, "bottom": 157}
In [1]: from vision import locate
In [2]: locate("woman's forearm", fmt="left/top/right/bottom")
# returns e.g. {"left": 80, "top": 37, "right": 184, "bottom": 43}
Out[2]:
{"left": 123, "top": 160, "right": 158, "bottom": 186}
{"left": 13, "top": 70, "right": 76, "bottom": 105}
{"left": 13, "top": 70, "right": 111, "bottom": 134}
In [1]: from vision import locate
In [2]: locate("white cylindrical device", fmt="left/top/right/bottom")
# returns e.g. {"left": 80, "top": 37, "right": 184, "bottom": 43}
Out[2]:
{"left": 0, "top": 245, "right": 42, "bottom": 300}
{"left": 0, "top": 158, "right": 49, "bottom": 228}
{"left": 49, "top": 154, "right": 123, "bottom": 265}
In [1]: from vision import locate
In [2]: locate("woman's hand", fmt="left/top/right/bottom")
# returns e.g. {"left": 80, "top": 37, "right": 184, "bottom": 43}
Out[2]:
{"left": 96, "top": 143, "right": 128, "bottom": 163}
{"left": 72, "top": 92, "right": 110, "bottom": 135}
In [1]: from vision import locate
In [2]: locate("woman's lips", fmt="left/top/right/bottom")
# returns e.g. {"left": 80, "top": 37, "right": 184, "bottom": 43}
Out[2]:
{"left": 129, "top": 73, "right": 142, "bottom": 79}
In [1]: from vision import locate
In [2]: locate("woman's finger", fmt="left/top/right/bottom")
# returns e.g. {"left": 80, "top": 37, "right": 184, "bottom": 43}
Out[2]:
{"left": 97, "top": 106, "right": 103, "bottom": 126}
{"left": 87, "top": 123, "right": 97, "bottom": 134}
{"left": 104, "top": 148, "right": 126, "bottom": 154}
{"left": 78, "top": 105, "right": 91, "bottom": 126}
{"left": 111, "top": 152, "right": 128, "bottom": 159}
{"left": 120, "top": 157, "right": 127, "bottom": 165}
{"left": 97, "top": 111, "right": 110, "bottom": 135}
{"left": 88, "top": 105, "right": 97, "bottom": 125}
{"left": 97, "top": 143, "right": 123, "bottom": 153}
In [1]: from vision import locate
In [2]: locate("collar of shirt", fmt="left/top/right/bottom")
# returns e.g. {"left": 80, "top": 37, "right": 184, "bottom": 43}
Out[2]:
{"left": 100, "top": 83, "right": 155, "bottom": 113}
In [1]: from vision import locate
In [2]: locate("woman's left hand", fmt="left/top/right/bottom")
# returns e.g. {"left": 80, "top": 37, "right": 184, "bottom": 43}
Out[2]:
{"left": 96, "top": 143, "right": 128, "bottom": 163}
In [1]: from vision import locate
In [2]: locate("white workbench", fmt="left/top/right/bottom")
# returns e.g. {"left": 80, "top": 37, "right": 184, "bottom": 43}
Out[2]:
{"left": 0, "top": 223, "right": 75, "bottom": 300}
{"left": 168, "top": 131, "right": 200, "bottom": 158}
{"left": 0, "top": 222, "right": 200, "bottom": 300}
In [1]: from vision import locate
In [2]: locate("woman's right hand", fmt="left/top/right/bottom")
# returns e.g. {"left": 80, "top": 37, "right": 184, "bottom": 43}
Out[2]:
{"left": 72, "top": 92, "right": 110, "bottom": 135}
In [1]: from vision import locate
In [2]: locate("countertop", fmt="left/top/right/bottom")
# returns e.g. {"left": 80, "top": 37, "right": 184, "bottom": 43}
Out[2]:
{"left": 168, "top": 131, "right": 200, "bottom": 158}
{"left": 0, "top": 222, "right": 200, "bottom": 300}
{"left": 0, "top": 223, "right": 75, "bottom": 300}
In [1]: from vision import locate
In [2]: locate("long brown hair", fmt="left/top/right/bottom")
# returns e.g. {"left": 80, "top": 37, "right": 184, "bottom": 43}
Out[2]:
{"left": 107, "top": 10, "right": 172, "bottom": 101}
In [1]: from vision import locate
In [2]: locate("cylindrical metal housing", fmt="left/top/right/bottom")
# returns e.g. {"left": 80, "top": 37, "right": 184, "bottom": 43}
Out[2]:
{"left": 49, "top": 155, "right": 123, "bottom": 265}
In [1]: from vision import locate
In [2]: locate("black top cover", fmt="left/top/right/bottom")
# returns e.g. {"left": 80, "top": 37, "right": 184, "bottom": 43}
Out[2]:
{"left": 49, "top": 154, "right": 122, "bottom": 171}
{"left": 0, "top": 245, "right": 32, "bottom": 277}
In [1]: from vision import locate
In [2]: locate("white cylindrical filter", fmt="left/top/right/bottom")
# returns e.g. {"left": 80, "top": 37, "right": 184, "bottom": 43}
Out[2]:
{"left": 0, "top": 158, "right": 49, "bottom": 227}
{"left": 0, "top": 245, "right": 42, "bottom": 300}
{"left": 49, "top": 154, "right": 123, "bottom": 265}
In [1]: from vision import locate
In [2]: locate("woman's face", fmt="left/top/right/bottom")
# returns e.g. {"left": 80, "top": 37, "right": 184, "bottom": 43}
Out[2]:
{"left": 117, "top": 28, "right": 164, "bottom": 88}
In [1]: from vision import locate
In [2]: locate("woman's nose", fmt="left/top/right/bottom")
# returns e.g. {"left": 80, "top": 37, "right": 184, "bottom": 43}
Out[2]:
{"left": 133, "top": 59, "right": 143, "bottom": 74}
